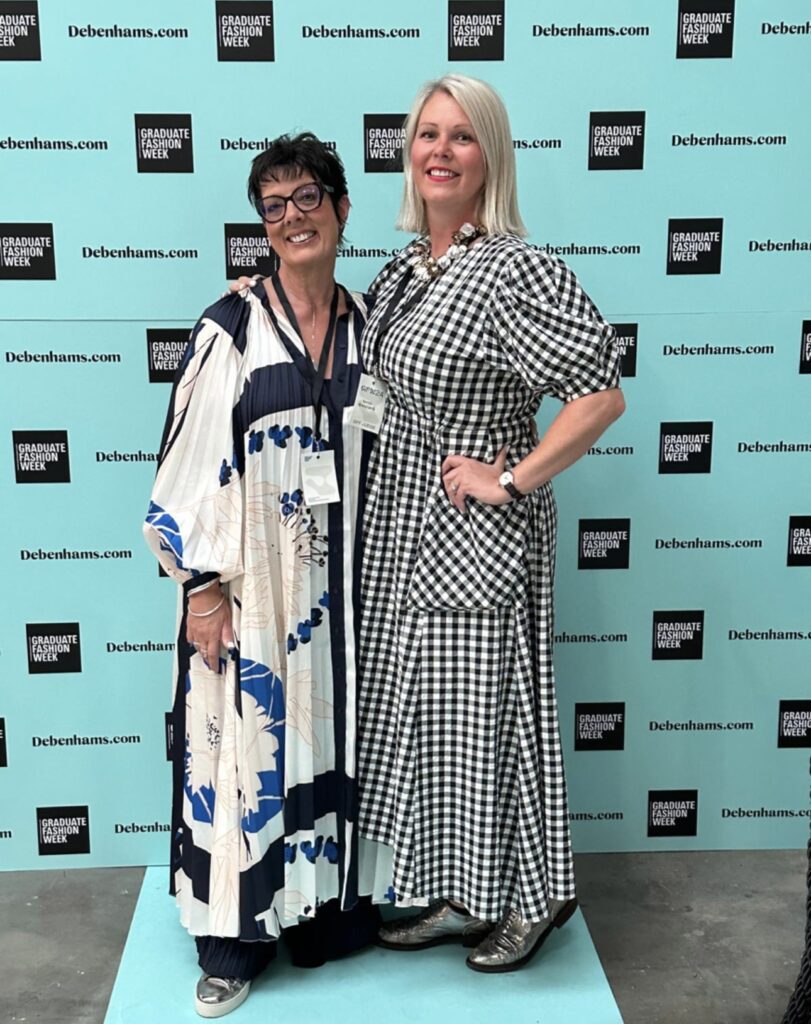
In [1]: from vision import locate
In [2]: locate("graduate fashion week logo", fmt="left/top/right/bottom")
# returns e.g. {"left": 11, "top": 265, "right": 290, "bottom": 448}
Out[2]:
{"left": 0, "top": 223, "right": 55, "bottom": 279}
{"left": 147, "top": 328, "right": 190, "bottom": 383}
{"left": 134, "top": 114, "right": 194, "bottom": 173}
{"left": 574, "top": 702, "right": 626, "bottom": 751}
{"left": 652, "top": 610, "right": 704, "bottom": 660}
{"left": 677, "top": 0, "right": 734, "bottom": 58}
{"left": 588, "top": 112, "right": 645, "bottom": 170}
{"left": 611, "top": 323, "right": 638, "bottom": 377}
{"left": 659, "top": 421, "right": 713, "bottom": 474}
{"left": 578, "top": 519, "right": 630, "bottom": 569}
{"left": 364, "top": 114, "right": 407, "bottom": 172}
{"left": 224, "top": 224, "right": 279, "bottom": 278}
{"left": 0, "top": 1, "right": 40, "bottom": 59}
{"left": 37, "top": 805, "right": 90, "bottom": 855}
{"left": 13, "top": 430, "right": 70, "bottom": 483}
{"left": 787, "top": 516, "right": 811, "bottom": 567}
{"left": 216, "top": 1, "right": 274, "bottom": 60}
{"left": 0, "top": 718, "right": 7, "bottom": 767}
{"left": 667, "top": 218, "right": 723, "bottom": 274}
{"left": 165, "top": 711, "right": 174, "bottom": 761}
{"left": 778, "top": 701, "right": 811, "bottom": 748}
{"left": 801, "top": 321, "right": 811, "bottom": 374}
{"left": 448, "top": 1, "right": 505, "bottom": 60}
{"left": 648, "top": 790, "right": 698, "bottom": 837}
{"left": 26, "top": 622, "right": 82, "bottom": 674}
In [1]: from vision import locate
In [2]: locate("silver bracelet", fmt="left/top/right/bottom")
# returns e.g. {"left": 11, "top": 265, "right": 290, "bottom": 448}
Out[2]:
{"left": 187, "top": 595, "right": 225, "bottom": 618}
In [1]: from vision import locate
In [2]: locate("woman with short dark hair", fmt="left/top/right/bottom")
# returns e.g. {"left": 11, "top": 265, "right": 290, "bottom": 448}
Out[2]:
{"left": 145, "top": 132, "right": 381, "bottom": 1017}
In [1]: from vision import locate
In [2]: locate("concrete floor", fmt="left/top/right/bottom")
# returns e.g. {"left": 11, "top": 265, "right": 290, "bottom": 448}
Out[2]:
{"left": 2, "top": 851, "right": 806, "bottom": 1024}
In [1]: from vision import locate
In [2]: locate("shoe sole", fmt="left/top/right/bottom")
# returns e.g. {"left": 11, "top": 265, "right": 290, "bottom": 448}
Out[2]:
{"left": 465, "top": 899, "right": 578, "bottom": 974}
{"left": 195, "top": 981, "right": 251, "bottom": 1018}
{"left": 377, "top": 928, "right": 493, "bottom": 952}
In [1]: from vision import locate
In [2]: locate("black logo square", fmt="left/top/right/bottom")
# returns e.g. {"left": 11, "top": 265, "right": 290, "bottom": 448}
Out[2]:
{"left": 13, "top": 430, "right": 70, "bottom": 483}
{"left": 135, "top": 114, "right": 194, "bottom": 174}
{"left": 224, "top": 224, "right": 279, "bottom": 279}
{"left": 659, "top": 421, "right": 713, "bottom": 474}
{"left": 652, "top": 610, "right": 705, "bottom": 660}
{"left": 0, "top": 717, "right": 7, "bottom": 768}
{"left": 37, "top": 805, "right": 90, "bottom": 855}
{"left": 0, "top": 2, "right": 41, "bottom": 60}
{"left": 589, "top": 112, "right": 645, "bottom": 171}
{"left": 147, "top": 328, "right": 190, "bottom": 383}
{"left": 578, "top": 518, "right": 631, "bottom": 570}
{"left": 216, "top": 1, "right": 274, "bottom": 61}
{"left": 800, "top": 321, "right": 811, "bottom": 375}
{"left": 364, "top": 114, "right": 407, "bottom": 173}
{"left": 0, "top": 223, "right": 55, "bottom": 280}
{"left": 448, "top": 1, "right": 505, "bottom": 61}
{"left": 165, "top": 711, "right": 174, "bottom": 761}
{"left": 778, "top": 700, "right": 811, "bottom": 748}
{"left": 667, "top": 218, "right": 723, "bottom": 275}
{"left": 575, "top": 702, "right": 625, "bottom": 751}
{"left": 787, "top": 516, "right": 811, "bottom": 567}
{"left": 677, "top": 0, "right": 735, "bottom": 59}
{"left": 648, "top": 789, "right": 698, "bottom": 837}
{"left": 26, "top": 622, "right": 82, "bottom": 674}
{"left": 612, "top": 323, "right": 638, "bottom": 378}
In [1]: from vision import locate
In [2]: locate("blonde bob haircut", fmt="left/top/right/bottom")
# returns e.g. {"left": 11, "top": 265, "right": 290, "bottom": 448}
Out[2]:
{"left": 396, "top": 74, "right": 526, "bottom": 237}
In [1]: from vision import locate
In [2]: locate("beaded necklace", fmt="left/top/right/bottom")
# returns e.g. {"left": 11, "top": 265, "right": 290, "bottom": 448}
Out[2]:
{"left": 408, "top": 222, "right": 486, "bottom": 282}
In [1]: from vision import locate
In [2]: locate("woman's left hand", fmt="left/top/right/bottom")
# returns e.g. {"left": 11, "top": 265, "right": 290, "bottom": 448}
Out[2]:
{"left": 441, "top": 446, "right": 511, "bottom": 512}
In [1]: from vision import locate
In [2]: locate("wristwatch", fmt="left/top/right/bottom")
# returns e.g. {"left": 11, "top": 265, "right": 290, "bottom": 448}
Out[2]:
{"left": 498, "top": 470, "right": 523, "bottom": 501}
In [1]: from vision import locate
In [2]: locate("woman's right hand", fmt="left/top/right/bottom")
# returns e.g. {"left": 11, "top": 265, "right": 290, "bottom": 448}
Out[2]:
{"left": 228, "top": 275, "right": 261, "bottom": 294}
{"left": 186, "top": 587, "right": 234, "bottom": 671}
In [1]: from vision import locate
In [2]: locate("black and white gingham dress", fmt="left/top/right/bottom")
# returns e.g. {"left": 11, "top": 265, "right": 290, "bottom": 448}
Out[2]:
{"left": 357, "top": 233, "right": 620, "bottom": 923}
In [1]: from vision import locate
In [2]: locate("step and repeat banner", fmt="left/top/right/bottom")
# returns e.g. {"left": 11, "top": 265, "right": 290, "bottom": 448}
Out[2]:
{"left": 1, "top": 0, "right": 809, "bottom": 868}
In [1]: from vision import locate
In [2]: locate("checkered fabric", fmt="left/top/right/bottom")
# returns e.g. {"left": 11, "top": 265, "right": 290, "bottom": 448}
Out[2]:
{"left": 356, "top": 234, "right": 620, "bottom": 923}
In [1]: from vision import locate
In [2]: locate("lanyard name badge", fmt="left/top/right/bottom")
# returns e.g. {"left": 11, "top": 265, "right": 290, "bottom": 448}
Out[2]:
{"left": 351, "top": 268, "right": 425, "bottom": 435}
{"left": 270, "top": 274, "right": 341, "bottom": 506}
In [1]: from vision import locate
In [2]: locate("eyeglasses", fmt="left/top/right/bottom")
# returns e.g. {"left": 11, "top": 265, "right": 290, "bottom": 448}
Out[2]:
{"left": 255, "top": 182, "right": 334, "bottom": 224}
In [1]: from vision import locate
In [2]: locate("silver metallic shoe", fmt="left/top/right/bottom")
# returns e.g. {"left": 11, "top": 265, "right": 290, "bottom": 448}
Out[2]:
{"left": 378, "top": 900, "right": 494, "bottom": 950}
{"left": 194, "top": 974, "right": 251, "bottom": 1018}
{"left": 466, "top": 898, "right": 578, "bottom": 973}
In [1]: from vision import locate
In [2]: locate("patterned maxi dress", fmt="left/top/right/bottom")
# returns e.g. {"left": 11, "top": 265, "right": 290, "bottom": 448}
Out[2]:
{"left": 356, "top": 234, "right": 620, "bottom": 924}
{"left": 144, "top": 283, "right": 386, "bottom": 940}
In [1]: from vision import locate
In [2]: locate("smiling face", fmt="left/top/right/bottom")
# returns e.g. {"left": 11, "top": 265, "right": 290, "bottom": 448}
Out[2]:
{"left": 260, "top": 168, "right": 348, "bottom": 269}
{"left": 410, "top": 90, "right": 486, "bottom": 227}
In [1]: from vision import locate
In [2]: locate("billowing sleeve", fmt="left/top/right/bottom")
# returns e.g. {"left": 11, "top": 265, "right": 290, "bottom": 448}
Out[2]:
{"left": 489, "top": 246, "right": 621, "bottom": 402}
{"left": 143, "top": 297, "right": 250, "bottom": 588}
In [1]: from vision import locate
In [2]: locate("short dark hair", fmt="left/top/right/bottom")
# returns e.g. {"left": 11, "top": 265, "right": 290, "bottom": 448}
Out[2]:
{"left": 247, "top": 132, "right": 349, "bottom": 240}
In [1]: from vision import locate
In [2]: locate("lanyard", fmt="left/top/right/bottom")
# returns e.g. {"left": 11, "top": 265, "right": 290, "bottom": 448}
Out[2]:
{"left": 266, "top": 273, "right": 340, "bottom": 441}
{"left": 368, "top": 267, "right": 427, "bottom": 373}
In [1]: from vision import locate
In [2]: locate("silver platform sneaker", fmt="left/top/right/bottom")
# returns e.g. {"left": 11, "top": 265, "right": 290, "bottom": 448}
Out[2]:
{"left": 466, "top": 898, "right": 578, "bottom": 973}
{"left": 194, "top": 974, "right": 251, "bottom": 1018}
{"left": 378, "top": 900, "right": 494, "bottom": 950}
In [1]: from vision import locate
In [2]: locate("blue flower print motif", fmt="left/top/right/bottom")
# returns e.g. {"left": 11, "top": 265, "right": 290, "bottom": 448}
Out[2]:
{"left": 295, "top": 425, "right": 314, "bottom": 449}
{"left": 385, "top": 886, "right": 397, "bottom": 904}
{"left": 300, "top": 836, "right": 324, "bottom": 864}
{"left": 285, "top": 843, "right": 297, "bottom": 864}
{"left": 219, "top": 459, "right": 232, "bottom": 487}
{"left": 287, "top": 607, "right": 325, "bottom": 652}
{"left": 268, "top": 424, "right": 292, "bottom": 448}
{"left": 146, "top": 502, "right": 186, "bottom": 571}
{"left": 318, "top": 591, "right": 329, "bottom": 610}
{"left": 280, "top": 489, "right": 304, "bottom": 517}
{"left": 323, "top": 836, "right": 338, "bottom": 864}
{"left": 248, "top": 429, "right": 265, "bottom": 454}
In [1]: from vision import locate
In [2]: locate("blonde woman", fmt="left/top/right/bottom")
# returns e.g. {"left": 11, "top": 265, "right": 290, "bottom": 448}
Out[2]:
{"left": 356, "top": 75, "right": 625, "bottom": 972}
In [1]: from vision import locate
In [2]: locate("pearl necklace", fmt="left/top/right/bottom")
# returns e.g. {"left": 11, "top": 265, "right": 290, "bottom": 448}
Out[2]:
{"left": 409, "top": 222, "right": 486, "bottom": 282}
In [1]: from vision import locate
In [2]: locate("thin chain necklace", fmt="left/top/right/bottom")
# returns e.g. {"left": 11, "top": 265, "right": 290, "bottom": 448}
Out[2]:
{"left": 409, "top": 222, "right": 486, "bottom": 282}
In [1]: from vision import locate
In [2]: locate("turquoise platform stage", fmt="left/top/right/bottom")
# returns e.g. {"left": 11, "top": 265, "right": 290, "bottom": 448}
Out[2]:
{"left": 104, "top": 867, "right": 623, "bottom": 1023}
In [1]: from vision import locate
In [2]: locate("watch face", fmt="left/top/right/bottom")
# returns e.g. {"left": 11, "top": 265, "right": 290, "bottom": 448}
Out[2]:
{"left": 499, "top": 471, "right": 513, "bottom": 487}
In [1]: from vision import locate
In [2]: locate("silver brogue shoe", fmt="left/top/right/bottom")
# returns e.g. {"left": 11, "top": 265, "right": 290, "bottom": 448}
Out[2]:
{"left": 378, "top": 900, "right": 493, "bottom": 950}
{"left": 195, "top": 974, "right": 251, "bottom": 1018}
{"left": 466, "top": 898, "right": 578, "bottom": 973}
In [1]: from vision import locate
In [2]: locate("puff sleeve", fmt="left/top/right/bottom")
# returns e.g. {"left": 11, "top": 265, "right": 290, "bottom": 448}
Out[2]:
{"left": 143, "top": 296, "right": 250, "bottom": 589}
{"left": 489, "top": 245, "right": 621, "bottom": 402}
